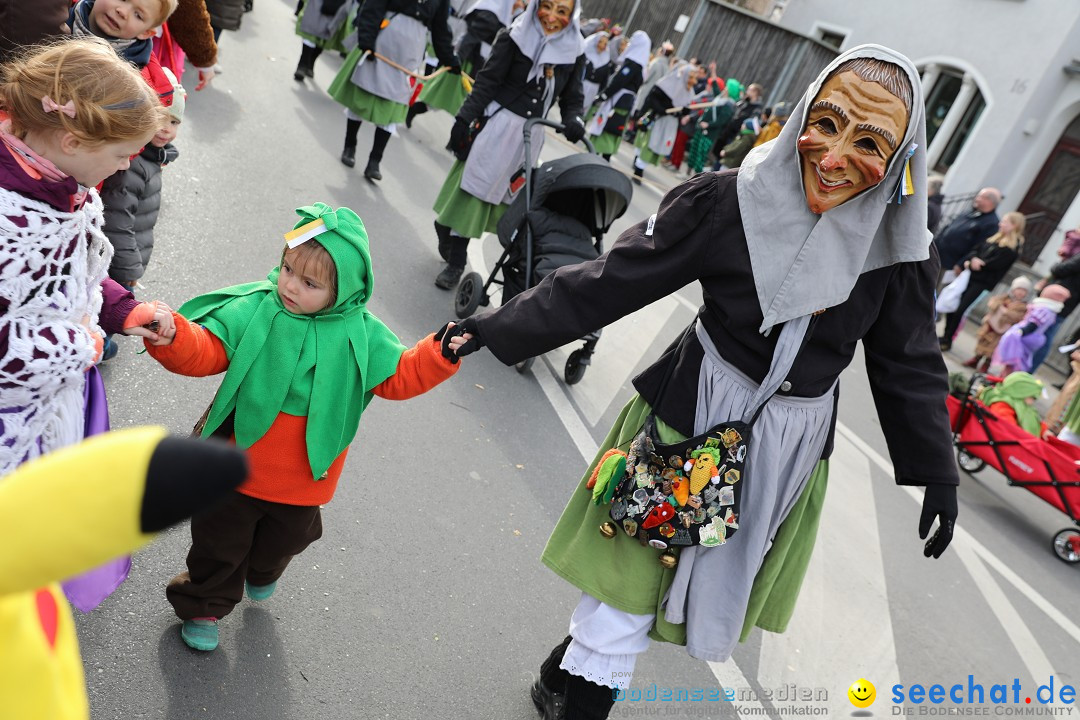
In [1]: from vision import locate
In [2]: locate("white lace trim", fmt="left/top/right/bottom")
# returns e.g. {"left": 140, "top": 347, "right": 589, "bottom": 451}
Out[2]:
{"left": 560, "top": 641, "right": 637, "bottom": 689}
{"left": 0, "top": 187, "right": 110, "bottom": 474}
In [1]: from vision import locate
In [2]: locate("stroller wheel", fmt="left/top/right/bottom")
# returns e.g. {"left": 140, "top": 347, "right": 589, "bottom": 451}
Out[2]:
{"left": 956, "top": 448, "right": 985, "bottom": 474}
{"left": 515, "top": 357, "right": 535, "bottom": 374}
{"left": 454, "top": 272, "right": 485, "bottom": 319}
{"left": 564, "top": 349, "right": 588, "bottom": 385}
{"left": 1052, "top": 528, "right": 1080, "bottom": 564}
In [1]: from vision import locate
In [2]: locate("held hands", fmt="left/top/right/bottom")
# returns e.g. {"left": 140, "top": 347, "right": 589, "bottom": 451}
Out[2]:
{"left": 970, "top": 258, "right": 986, "bottom": 271}
{"left": 919, "top": 483, "right": 957, "bottom": 558}
{"left": 447, "top": 56, "right": 463, "bottom": 75}
{"left": 562, "top": 117, "right": 586, "bottom": 144}
{"left": 440, "top": 317, "right": 483, "bottom": 362}
{"left": 123, "top": 300, "right": 176, "bottom": 345}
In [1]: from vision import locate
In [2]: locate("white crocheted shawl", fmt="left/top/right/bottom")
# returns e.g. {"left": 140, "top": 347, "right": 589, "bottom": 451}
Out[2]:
{"left": 0, "top": 187, "right": 111, "bottom": 476}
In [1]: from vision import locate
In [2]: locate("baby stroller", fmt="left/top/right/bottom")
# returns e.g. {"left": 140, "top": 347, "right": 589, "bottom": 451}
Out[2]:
{"left": 453, "top": 118, "right": 634, "bottom": 385}
{"left": 947, "top": 373, "right": 1080, "bottom": 564}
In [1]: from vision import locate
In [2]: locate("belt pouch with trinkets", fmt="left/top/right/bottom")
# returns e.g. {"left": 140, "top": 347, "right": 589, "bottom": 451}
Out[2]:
{"left": 599, "top": 312, "right": 818, "bottom": 554}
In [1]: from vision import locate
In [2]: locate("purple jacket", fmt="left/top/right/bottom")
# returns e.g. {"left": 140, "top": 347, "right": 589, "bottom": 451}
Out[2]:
{"left": 0, "top": 141, "right": 138, "bottom": 355}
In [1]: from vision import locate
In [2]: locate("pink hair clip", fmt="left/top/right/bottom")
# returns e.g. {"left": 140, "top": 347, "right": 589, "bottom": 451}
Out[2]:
{"left": 41, "top": 95, "right": 76, "bottom": 119}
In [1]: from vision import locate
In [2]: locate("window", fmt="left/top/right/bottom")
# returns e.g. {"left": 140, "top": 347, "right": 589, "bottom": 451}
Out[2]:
{"left": 924, "top": 70, "right": 964, "bottom": 147}
{"left": 817, "top": 29, "right": 845, "bottom": 50}
{"left": 935, "top": 93, "right": 986, "bottom": 173}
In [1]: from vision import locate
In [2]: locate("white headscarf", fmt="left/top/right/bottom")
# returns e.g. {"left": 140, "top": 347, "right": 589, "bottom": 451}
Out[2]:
{"left": 654, "top": 62, "right": 701, "bottom": 108}
{"left": 583, "top": 31, "right": 610, "bottom": 69}
{"left": 619, "top": 30, "right": 650, "bottom": 69}
{"left": 737, "top": 44, "right": 930, "bottom": 334}
{"left": 467, "top": 0, "right": 519, "bottom": 27}
{"left": 508, "top": 0, "right": 584, "bottom": 81}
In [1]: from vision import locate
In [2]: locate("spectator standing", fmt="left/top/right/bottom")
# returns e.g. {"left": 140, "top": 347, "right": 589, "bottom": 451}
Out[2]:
{"left": 933, "top": 187, "right": 1002, "bottom": 282}
{"left": 939, "top": 211, "right": 1025, "bottom": 351}
{"left": 711, "top": 81, "right": 762, "bottom": 157}
{"left": 1028, "top": 226, "right": 1080, "bottom": 371}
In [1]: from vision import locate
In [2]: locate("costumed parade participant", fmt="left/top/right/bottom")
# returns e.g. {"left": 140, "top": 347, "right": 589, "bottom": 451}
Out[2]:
{"left": 409, "top": 0, "right": 526, "bottom": 125}
{"left": 586, "top": 29, "right": 649, "bottom": 161}
{"left": 580, "top": 30, "right": 612, "bottom": 110}
{"left": 293, "top": 0, "right": 358, "bottom": 82}
{"left": 327, "top": 0, "right": 460, "bottom": 179}
{"left": 0, "top": 428, "right": 248, "bottom": 720}
{"left": 0, "top": 39, "right": 175, "bottom": 608}
{"left": 631, "top": 62, "right": 703, "bottom": 182}
{"left": 142, "top": 203, "right": 462, "bottom": 651}
{"left": 685, "top": 77, "right": 738, "bottom": 175}
{"left": 444, "top": 45, "right": 958, "bottom": 719}
{"left": 433, "top": 0, "right": 585, "bottom": 290}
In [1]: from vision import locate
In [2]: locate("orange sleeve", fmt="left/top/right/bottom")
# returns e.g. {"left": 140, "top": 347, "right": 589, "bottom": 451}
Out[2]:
{"left": 372, "top": 333, "right": 460, "bottom": 400}
{"left": 144, "top": 312, "right": 229, "bottom": 377}
{"left": 988, "top": 401, "right": 1020, "bottom": 427}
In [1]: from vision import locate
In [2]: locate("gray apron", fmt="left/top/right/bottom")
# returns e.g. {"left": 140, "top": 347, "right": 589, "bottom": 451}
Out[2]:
{"left": 299, "top": 0, "right": 352, "bottom": 40}
{"left": 350, "top": 13, "right": 426, "bottom": 104}
{"left": 663, "top": 316, "right": 837, "bottom": 662}
{"left": 461, "top": 68, "right": 555, "bottom": 205}
{"left": 647, "top": 114, "right": 679, "bottom": 156}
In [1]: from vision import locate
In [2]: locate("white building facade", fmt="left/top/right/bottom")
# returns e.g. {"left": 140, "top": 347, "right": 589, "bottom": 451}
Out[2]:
{"left": 777, "top": 0, "right": 1080, "bottom": 274}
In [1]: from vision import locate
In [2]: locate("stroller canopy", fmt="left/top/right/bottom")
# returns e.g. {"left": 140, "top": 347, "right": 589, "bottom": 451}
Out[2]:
{"left": 498, "top": 153, "right": 634, "bottom": 241}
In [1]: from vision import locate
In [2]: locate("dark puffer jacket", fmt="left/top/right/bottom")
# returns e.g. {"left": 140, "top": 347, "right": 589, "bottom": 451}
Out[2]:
{"left": 205, "top": 0, "right": 245, "bottom": 31}
{"left": 101, "top": 144, "right": 180, "bottom": 283}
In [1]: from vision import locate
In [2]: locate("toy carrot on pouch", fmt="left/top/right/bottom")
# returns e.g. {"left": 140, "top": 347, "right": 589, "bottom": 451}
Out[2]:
{"left": 144, "top": 203, "right": 462, "bottom": 652}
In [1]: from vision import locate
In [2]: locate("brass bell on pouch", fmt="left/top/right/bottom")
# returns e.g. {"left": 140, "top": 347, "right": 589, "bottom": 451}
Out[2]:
{"left": 659, "top": 551, "right": 678, "bottom": 569}
{"left": 599, "top": 522, "right": 617, "bottom": 539}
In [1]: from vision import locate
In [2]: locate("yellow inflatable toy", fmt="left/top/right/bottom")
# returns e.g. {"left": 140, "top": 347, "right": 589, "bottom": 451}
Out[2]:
{"left": 0, "top": 427, "right": 247, "bottom": 720}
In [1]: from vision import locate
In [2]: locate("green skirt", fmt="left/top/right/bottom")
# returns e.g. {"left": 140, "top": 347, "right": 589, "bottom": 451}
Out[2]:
{"left": 328, "top": 48, "right": 409, "bottom": 125}
{"left": 540, "top": 394, "right": 830, "bottom": 647}
{"left": 433, "top": 159, "right": 508, "bottom": 239}
{"left": 417, "top": 62, "right": 473, "bottom": 115}
{"left": 295, "top": 6, "right": 355, "bottom": 52}
{"left": 633, "top": 129, "right": 663, "bottom": 166}
{"left": 591, "top": 131, "right": 622, "bottom": 157}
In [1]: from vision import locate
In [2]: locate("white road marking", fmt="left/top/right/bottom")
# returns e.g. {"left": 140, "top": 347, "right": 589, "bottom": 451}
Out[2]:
{"left": 758, "top": 435, "right": 901, "bottom": 716}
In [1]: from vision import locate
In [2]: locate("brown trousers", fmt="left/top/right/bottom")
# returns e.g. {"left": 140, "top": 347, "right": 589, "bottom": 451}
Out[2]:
{"left": 166, "top": 491, "right": 322, "bottom": 620}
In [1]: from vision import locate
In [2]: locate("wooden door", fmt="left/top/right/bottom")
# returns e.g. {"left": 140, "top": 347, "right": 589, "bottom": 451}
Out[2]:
{"left": 1018, "top": 115, "right": 1080, "bottom": 263}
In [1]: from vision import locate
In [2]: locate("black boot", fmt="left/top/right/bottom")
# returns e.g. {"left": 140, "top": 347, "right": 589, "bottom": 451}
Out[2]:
{"left": 434, "top": 264, "right": 464, "bottom": 290}
{"left": 406, "top": 101, "right": 428, "bottom": 129}
{"left": 294, "top": 43, "right": 322, "bottom": 81}
{"left": 364, "top": 127, "right": 390, "bottom": 181}
{"left": 531, "top": 635, "right": 573, "bottom": 719}
{"left": 632, "top": 164, "right": 644, "bottom": 185}
{"left": 341, "top": 118, "right": 361, "bottom": 167}
{"left": 563, "top": 673, "right": 616, "bottom": 720}
{"left": 434, "top": 221, "right": 453, "bottom": 261}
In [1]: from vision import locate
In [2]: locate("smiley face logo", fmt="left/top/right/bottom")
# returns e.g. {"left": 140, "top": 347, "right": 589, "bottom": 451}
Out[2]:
{"left": 848, "top": 678, "right": 876, "bottom": 709}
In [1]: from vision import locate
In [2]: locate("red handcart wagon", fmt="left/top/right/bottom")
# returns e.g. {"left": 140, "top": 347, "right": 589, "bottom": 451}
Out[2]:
{"left": 947, "top": 374, "right": 1080, "bottom": 564}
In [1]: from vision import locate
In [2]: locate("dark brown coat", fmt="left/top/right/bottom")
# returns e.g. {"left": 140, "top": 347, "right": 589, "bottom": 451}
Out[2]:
{"left": 0, "top": 0, "right": 70, "bottom": 63}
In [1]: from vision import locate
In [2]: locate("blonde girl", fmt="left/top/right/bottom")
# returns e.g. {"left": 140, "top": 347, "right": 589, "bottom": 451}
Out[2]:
{"left": 0, "top": 38, "right": 174, "bottom": 607}
{"left": 939, "top": 211, "right": 1026, "bottom": 351}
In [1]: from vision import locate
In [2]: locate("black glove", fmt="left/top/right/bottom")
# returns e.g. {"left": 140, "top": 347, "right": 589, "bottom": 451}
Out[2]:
{"left": 447, "top": 117, "right": 471, "bottom": 160}
{"left": 562, "top": 116, "right": 586, "bottom": 143}
{"left": 141, "top": 436, "right": 248, "bottom": 533}
{"left": 919, "top": 483, "right": 957, "bottom": 559}
{"left": 443, "top": 316, "right": 484, "bottom": 360}
{"left": 447, "top": 56, "right": 462, "bottom": 75}
{"left": 434, "top": 321, "right": 459, "bottom": 365}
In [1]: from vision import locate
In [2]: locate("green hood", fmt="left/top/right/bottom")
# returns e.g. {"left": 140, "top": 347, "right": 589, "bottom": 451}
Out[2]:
{"left": 980, "top": 372, "right": 1043, "bottom": 436}
{"left": 179, "top": 203, "right": 405, "bottom": 478}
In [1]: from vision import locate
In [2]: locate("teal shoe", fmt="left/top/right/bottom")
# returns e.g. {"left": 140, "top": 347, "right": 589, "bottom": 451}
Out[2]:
{"left": 180, "top": 618, "right": 218, "bottom": 651}
{"left": 245, "top": 580, "right": 277, "bottom": 602}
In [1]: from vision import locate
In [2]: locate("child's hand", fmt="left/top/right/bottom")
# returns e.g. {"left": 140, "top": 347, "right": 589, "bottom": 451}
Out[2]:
{"left": 122, "top": 301, "right": 176, "bottom": 344}
{"left": 441, "top": 317, "right": 484, "bottom": 359}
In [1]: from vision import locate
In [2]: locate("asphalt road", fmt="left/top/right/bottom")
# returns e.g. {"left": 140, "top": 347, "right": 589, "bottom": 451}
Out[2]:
{"left": 75, "top": 3, "right": 1080, "bottom": 719}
